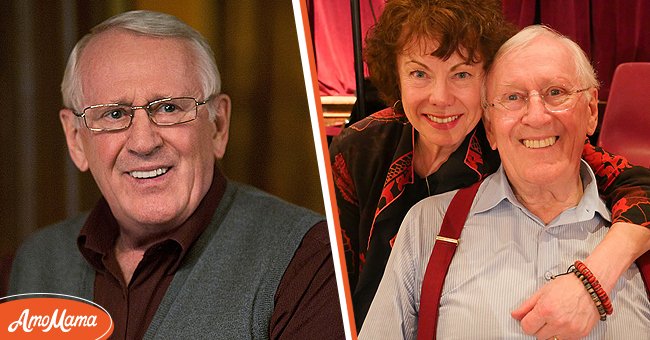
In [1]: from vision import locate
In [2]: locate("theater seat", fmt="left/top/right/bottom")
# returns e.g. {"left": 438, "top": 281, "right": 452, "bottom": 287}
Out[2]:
{"left": 597, "top": 62, "right": 650, "bottom": 168}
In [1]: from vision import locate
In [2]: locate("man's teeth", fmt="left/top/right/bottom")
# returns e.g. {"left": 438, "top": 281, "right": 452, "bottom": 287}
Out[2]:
{"left": 426, "top": 115, "right": 459, "bottom": 124}
{"left": 130, "top": 168, "right": 169, "bottom": 179}
{"left": 523, "top": 137, "right": 557, "bottom": 149}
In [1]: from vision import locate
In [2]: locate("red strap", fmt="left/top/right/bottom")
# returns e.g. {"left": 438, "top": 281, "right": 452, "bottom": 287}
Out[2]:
{"left": 416, "top": 180, "right": 650, "bottom": 339}
{"left": 637, "top": 251, "right": 650, "bottom": 300}
{"left": 417, "top": 181, "right": 481, "bottom": 340}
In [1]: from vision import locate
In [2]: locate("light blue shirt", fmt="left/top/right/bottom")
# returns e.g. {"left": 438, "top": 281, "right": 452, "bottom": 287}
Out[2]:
{"left": 360, "top": 161, "right": 650, "bottom": 339}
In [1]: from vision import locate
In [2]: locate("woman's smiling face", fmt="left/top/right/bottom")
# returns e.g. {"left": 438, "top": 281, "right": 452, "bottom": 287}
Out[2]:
{"left": 397, "top": 39, "right": 484, "bottom": 152}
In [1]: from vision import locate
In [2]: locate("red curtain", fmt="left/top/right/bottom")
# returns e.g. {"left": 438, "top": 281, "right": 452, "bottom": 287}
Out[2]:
{"left": 502, "top": 0, "right": 650, "bottom": 101}
{"left": 312, "top": 1, "right": 650, "bottom": 101}
{"left": 502, "top": 0, "right": 536, "bottom": 27}
{"left": 310, "top": 0, "right": 385, "bottom": 96}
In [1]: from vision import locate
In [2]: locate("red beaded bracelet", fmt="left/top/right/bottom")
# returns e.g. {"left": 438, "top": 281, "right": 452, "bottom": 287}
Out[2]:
{"left": 572, "top": 269, "right": 607, "bottom": 321}
{"left": 574, "top": 260, "right": 613, "bottom": 315}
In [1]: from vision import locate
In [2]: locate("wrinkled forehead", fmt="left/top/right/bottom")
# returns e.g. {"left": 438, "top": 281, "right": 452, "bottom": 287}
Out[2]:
{"left": 78, "top": 29, "right": 200, "bottom": 103}
{"left": 80, "top": 29, "right": 195, "bottom": 66}
{"left": 487, "top": 37, "right": 577, "bottom": 92}
{"left": 399, "top": 36, "right": 478, "bottom": 65}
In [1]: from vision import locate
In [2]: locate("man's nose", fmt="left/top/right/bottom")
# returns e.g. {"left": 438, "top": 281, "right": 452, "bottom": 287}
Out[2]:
{"left": 521, "top": 94, "right": 553, "bottom": 126}
{"left": 125, "top": 108, "right": 163, "bottom": 155}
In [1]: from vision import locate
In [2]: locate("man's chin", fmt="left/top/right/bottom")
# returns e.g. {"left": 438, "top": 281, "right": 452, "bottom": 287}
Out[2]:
{"left": 117, "top": 203, "right": 187, "bottom": 228}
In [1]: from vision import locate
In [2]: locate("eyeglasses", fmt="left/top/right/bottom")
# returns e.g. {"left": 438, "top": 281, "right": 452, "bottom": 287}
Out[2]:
{"left": 73, "top": 96, "right": 209, "bottom": 132}
{"left": 488, "top": 86, "right": 590, "bottom": 113}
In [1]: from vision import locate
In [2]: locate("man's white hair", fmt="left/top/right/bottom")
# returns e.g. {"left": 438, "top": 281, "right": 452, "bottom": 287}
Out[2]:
{"left": 482, "top": 25, "right": 600, "bottom": 109}
{"left": 61, "top": 10, "right": 220, "bottom": 119}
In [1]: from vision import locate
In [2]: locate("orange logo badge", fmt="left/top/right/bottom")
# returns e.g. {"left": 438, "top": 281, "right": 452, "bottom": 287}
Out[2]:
{"left": 0, "top": 293, "right": 113, "bottom": 339}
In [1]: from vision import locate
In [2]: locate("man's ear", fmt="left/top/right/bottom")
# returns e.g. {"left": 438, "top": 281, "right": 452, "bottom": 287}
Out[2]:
{"left": 586, "top": 88, "right": 599, "bottom": 136}
{"left": 209, "top": 94, "right": 231, "bottom": 160}
{"left": 59, "top": 108, "right": 89, "bottom": 171}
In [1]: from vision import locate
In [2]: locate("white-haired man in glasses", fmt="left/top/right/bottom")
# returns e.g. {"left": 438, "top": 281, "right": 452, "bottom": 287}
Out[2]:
{"left": 9, "top": 10, "right": 344, "bottom": 339}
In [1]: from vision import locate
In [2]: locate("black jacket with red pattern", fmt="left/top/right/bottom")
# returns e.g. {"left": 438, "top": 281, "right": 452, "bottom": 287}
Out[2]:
{"left": 330, "top": 107, "right": 650, "bottom": 329}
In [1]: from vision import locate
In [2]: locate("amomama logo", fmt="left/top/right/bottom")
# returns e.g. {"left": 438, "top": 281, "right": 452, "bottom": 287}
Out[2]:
{"left": 0, "top": 293, "right": 113, "bottom": 339}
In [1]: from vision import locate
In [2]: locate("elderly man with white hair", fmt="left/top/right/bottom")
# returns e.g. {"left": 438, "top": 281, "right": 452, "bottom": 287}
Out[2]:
{"left": 8, "top": 10, "right": 344, "bottom": 339}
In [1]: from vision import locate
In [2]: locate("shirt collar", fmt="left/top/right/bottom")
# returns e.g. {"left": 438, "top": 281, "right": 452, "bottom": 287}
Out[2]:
{"left": 473, "top": 159, "right": 610, "bottom": 225}
{"left": 78, "top": 165, "right": 227, "bottom": 274}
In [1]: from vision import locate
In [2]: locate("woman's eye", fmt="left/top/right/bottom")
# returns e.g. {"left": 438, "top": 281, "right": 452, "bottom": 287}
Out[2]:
{"left": 455, "top": 71, "right": 471, "bottom": 79}
{"left": 411, "top": 70, "right": 426, "bottom": 78}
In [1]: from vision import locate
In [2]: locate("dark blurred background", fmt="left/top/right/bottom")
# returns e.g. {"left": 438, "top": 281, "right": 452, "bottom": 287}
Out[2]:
{"left": 0, "top": 1, "right": 324, "bottom": 261}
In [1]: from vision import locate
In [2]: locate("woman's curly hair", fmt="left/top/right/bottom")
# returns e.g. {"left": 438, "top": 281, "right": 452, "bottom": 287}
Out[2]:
{"left": 364, "top": 0, "right": 517, "bottom": 106}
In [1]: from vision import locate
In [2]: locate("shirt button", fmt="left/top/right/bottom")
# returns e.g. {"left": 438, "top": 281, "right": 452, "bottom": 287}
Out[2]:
{"left": 544, "top": 271, "right": 554, "bottom": 281}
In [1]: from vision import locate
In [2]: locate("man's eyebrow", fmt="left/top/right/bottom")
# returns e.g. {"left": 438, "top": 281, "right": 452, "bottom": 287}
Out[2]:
{"left": 87, "top": 98, "right": 128, "bottom": 105}
{"left": 94, "top": 94, "right": 178, "bottom": 105}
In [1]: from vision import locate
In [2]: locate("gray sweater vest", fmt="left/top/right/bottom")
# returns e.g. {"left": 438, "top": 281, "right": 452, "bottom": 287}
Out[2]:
{"left": 9, "top": 181, "right": 324, "bottom": 339}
